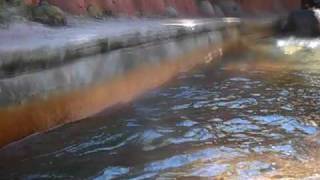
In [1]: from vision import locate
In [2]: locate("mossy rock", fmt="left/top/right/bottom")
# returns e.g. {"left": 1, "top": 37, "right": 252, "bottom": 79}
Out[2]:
{"left": 32, "top": 2, "right": 66, "bottom": 26}
{"left": 87, "top": 5, "right": 103, "bottom": 19}
{"left": 164, "top": 6, "right": 178, "bottom": 18}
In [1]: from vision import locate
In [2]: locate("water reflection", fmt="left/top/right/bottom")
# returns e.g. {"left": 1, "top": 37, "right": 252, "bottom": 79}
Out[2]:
{"left": 1, "top": 38, "right": 320, "bottom": 179}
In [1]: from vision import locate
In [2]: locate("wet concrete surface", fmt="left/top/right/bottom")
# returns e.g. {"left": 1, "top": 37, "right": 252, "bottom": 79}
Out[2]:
{"left": 0, "top": 18, "right": 231, "bottom": 69}
{"left": 1, "top": 38, "right": 320, "bottom": 179}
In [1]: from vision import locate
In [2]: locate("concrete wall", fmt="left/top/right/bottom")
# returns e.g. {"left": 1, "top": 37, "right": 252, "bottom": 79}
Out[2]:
{"left": 0, "top": 25, "right": 231, "bottom": 147}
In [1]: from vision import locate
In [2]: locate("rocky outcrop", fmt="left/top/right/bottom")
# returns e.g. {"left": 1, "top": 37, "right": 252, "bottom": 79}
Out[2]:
{"left": 31, "top": 1, "right": 66, "bottom": 26}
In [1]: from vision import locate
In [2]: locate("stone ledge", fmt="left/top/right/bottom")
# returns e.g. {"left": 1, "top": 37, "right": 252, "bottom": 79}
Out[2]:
{"left": 0, "top": 18, "right": 240, "bottom": 78}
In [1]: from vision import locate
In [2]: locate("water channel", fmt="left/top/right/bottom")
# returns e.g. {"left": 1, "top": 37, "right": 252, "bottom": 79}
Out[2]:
{"left": 1, "top": 37, "right": 320, "bottom": 179}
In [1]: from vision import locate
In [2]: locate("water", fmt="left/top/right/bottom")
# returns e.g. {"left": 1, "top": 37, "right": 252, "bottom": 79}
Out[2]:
{"left": 1, "top": 38, "right": 320, "bottom": 179}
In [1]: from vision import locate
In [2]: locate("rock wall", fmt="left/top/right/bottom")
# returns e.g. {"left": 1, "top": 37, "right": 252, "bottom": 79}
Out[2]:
{"left": 23, "top": 0, "right": 302, "bottom": 17}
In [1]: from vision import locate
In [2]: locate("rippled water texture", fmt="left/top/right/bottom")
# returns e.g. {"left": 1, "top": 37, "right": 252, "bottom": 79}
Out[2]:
{"left": 1, "top": 38, "right": 320, "bottom": 179}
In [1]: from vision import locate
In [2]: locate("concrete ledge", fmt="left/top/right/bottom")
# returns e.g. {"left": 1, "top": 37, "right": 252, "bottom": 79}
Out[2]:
{"left": 0, "top": 30, "right": 225, "bottom": 107}
{"left": 0, "top": 18, "right": 239, "bottom": 78}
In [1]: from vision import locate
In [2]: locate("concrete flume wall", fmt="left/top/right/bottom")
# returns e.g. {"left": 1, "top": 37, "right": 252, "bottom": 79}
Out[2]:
{"left": 0, "top": 24, "right": 232, "bottom": 148}
{"left": 0, "top": 0, "right": 294, "bottom": 147}
{"left": 0, "top": 16, "right": 278, "bottom": 147}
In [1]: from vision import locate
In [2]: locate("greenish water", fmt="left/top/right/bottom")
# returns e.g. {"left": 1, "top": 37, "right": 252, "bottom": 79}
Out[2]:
{"left": 1, "top": 38, "right": 320, "bottom": 179}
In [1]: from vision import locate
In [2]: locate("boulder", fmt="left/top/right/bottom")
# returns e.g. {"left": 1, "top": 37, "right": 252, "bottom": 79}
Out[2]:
{"left": 283, "top": 9, "right": 320, "bottom": 37}
{"left": 164, "top": 6, "right": 178, "bottom": 17}
{"left": 217, "top": 0, "right": 243, "bottom": 16}
{"left": 199, "top": 0, "right": 215, "bottom": 16}
{"left": 31, "top": 1, "right": 66, "bottom": 26}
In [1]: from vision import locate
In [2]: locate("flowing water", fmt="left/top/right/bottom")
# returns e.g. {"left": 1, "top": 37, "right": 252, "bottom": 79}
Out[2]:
{"left": 1, "top": 37, "right": 320, "bottom": 179}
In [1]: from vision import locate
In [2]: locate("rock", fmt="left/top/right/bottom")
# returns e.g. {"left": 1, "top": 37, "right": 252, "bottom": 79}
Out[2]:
{"left": 0, "top": 1, "right": 5, "bottom": 24}
{"left": 217, "top": 0, "right": 243, "bottom": 17}
{"left": 283, "top": 9, "right": 320, "bottom": 37}
{"left": 31, "top": 1, "right": 66, "bottom": 26}
{"left": 87, "top": 4, "right": 103, "bottom": 19}
{"left": 199, "top": 0, "right": 215, "bottom": 16}
{"left": 164, "top": 6, "right": 178, "bottom": 17}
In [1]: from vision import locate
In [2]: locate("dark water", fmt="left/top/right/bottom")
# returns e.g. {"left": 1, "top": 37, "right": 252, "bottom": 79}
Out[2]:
{"left": 1, "top": 38, "right": 320, "bottom": 179}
